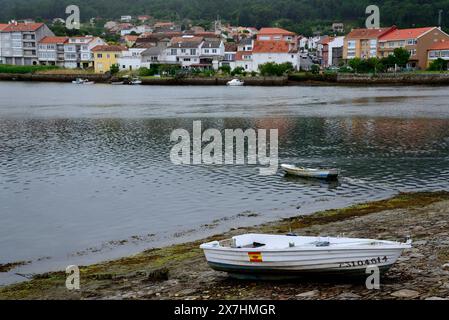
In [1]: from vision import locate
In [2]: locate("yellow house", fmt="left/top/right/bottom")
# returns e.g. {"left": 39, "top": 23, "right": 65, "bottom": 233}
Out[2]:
{"left": 92, "top": 45, "right": 126, "bottom": 73}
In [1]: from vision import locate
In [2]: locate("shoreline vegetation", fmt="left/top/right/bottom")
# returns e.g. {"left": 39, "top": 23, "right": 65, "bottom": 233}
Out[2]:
{"left": 1, "top": 191, "right": 449, "bottom": 300}
{"left": 3, "top": 70, "right": 449, "bottom": 86}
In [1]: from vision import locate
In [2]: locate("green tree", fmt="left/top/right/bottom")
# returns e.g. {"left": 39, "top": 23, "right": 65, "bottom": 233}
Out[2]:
{"left": 393, "top": 48, "right": 411, "bottom": 68}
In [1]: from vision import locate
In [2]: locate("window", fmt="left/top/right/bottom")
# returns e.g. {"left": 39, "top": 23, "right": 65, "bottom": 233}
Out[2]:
{"left": 190, "top": 49, "right": 196, "bottom": 55}
{"left": 107, "top": 54, "right": 110, "bottom": 58}
{"left": 348, "top": 40, "right": 356, "bottom": 48}
{"left": 407, "top": 39, "right": 417, "bottom": 45}
{"left": 212, "top": 49, "right": 217, "bottom": 53}
{"left": 370, "top": 40, "right": 377, "bottom": 48}
{"left": 204, "top": 49, "right": 209, "bottom": 53}
{"left": 181, "top": 49, "right": 186, "bottom": 53}
{"left": 184, "top": 58, "right": 190, "bottom": 61}
{"left": 442, "top": 50, "right": 449, "bottom": 57}
{"left": 97, "top": 53, "right": 102, "bottom": 58}
{"left": 170, "top": 49, "right": 177, "bottom": 55}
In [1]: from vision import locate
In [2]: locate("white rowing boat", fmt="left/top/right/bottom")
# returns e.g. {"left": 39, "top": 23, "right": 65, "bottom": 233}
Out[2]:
{"left": 200, "top": 233, "right": 411, "bottom": 279}
{"left": 281, "top": 164, "right": 340, "bottom": 180}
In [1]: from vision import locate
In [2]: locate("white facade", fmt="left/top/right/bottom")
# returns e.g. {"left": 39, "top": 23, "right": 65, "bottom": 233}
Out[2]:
{"left": 168, "top": 45, "right": 201, "bottom": 67}
{"left": 252, "top": 52, "right": 300, "bottom": 72}
{"left": 327, "top": 36, "right": 344, "bottom": 67}
{"left": 117, "top": 48, "right": 148, "bottom": 71}
{"left": 63, "top": 36, "right": 106, "bottom": 68}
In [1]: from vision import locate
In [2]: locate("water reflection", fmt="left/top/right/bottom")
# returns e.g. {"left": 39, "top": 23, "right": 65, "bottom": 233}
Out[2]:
{"left": 0, "top": 83, "right": 449, "bottom": 284}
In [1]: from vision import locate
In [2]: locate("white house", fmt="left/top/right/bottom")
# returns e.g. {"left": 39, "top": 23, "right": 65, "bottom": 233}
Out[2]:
{"left": 117, "top": 47, "right": 148, "bottom": 71}
{"left": 235, "top": 38, "right": 254, "bottom": 71}
{"left": 167, "top": 36, "right": 202, "bottom": 68}
{"left": 327, "top": 36, "right": 344, "bottom": 67}
{"left": 200, "top": 40, "right": 225, "bottom": 70}
{"left": 251, "top": 40, "right": 300, "bottom": 72}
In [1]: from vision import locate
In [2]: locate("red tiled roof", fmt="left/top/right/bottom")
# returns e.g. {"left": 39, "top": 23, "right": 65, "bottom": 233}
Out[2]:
{"left": 92, "top": 45, "right": 127, "bottom": 52}
{"left": 0, "top": 24, "right": 8, "bottom": 31}
{"left": 379, "top": 27, "right": 435, "bottom": 41}
{"left": 252, "top": 40, "right": 293, "bottom": 53}
{"left": 39, "top": 36, "right": 68, "bottom": 44}
{"left": 347, "top": 27, "right": 396, "bottom": 39}
{"left": 124, "top": 35, "right": 138, "bottom": 41}
{"left": 1, "top": 22, "right": 45, "bottom": 32}
{"left": 428, "top": 39, "right": 449, "bottom": 50}
{"left": 258, "top": 27, "right": 295, "bottom": 36}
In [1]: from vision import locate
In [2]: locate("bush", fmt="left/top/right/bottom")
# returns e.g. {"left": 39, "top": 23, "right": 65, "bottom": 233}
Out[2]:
{"left": 231, "top": 66, "right": 245, "bottom": 76}
{"left": 0, "top": 64, "right": 59, "bottom": 74}
{"left": 258, "top": 62, "right": 294, "bottom": 76}
{"left": 428, "top": 58, "right": 448, "bottom": 71}
{"left": 109, "top": 63, "right": 119, "bottom": 75}
{"left": 218, "top": 65, "right": 231, "bottom": 74}
{"left": 310, "top": 64, "right": 320, "bottom": 74}
{"left": 139, "top": 67, "right": 157, "bottom": 76}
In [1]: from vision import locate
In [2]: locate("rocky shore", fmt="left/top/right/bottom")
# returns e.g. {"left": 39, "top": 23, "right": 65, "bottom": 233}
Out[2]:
{"left": 1, "top": 191, "right": 449, "bottom": 300}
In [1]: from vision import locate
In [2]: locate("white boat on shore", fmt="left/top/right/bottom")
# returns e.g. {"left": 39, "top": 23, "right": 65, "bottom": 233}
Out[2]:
{"left": 200, "top": 233, "right": 411, "bottom": 279}
{"left": 227, "top": 79, "right": 244, "bottom": 86}
{"left": 281, "top": 164, "right": 340, "bottom": 180}
{"left": 72, "top": 78, "right": 95, "bottom": 85}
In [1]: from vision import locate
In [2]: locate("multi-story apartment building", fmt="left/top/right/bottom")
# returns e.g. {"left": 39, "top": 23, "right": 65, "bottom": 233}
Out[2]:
{"left": 64, "top": 36, "right": 106, "bottom": 69}
{"left": 378, "top": 27, "right": 449, "bottom": 69}
{"left": 0, "top": 24, "right": 8, "bottom": 63}
{"left": 0, "top": 22, "right": 54, "bottom": 65}
{"left": 343, "top": 27, "right": 396, "bottom": 60}
{"left": 235, "top": 38, "right": 254, "bottom": 71}
{"left": 37, "top": 36, "right": 68, "bottom": 66}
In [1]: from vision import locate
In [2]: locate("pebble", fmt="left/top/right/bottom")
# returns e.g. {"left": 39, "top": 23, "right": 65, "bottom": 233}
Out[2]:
{"left": 425, "top": 297, "right": 446, "bottom": 300}
{"left": 390, "top": 289, "right": 420, "bottom": 299}
{"left": 295, "top": 290, "right": 319, "bottom": 298}
{"left": 337, "top": 292, "right": 361, "bottom": 300}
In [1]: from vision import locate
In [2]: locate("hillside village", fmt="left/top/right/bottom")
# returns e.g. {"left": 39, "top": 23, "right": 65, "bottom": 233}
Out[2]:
{"left": 1, "top": 16, "right": 449, "bottom": 75}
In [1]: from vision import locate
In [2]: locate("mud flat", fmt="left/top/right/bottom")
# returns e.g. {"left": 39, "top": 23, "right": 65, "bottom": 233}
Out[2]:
{"left": 1, "top": 191, "right": 449, "bottom": 300}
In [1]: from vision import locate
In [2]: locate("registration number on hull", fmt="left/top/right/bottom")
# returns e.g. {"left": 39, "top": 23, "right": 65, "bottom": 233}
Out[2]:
{"left": 338, "top": 256, "right": 388, "bottom": 268}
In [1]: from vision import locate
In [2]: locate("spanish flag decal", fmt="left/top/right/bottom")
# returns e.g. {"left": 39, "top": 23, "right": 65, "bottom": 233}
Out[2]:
{"left": 248, "top": 252, "right": 263, "bottom": 262}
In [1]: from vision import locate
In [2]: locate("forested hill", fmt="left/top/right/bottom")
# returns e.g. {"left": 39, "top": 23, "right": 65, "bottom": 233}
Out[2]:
{"left": 0, "top": 0, "right": 448, "bottom": 35}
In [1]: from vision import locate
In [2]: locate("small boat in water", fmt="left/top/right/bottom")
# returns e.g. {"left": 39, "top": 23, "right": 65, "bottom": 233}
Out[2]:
{"left": 200, "top": 234, "right": 412, "bottom": 279}
{"left": 72, "top": 78, "right": 95, "bottom": 85}
{"left": 227, "top": 79, "right": 244, "bottom": 86}
{"left": 129, "top": 78, "right": 142, "bottom": 85}
{"left": 281, "top": 164, "right": 340, "bottom": 180}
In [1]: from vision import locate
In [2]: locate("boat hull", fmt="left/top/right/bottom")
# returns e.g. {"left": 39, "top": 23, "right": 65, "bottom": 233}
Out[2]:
{"left": 207, "top": 261, "right": 393, "bottom": 280}
{"left": 202, "top": 245, "right": 409, "bottom": 280}
{"left": 281, "top": 165, "right": 339, "bottom": 180}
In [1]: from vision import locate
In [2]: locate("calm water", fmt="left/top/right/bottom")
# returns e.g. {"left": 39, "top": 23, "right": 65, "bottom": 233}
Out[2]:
{"left": 1, "top": 82, "right": 449, "bottom": 285}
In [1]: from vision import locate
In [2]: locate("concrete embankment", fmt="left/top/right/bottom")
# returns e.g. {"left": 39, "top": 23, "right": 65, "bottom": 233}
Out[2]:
{"left": 288, "top": 72, "right": 449, "bottom": 85}
{"left": 140, "top": 76, "right": 288, "bottom": 86}
{"left": 0, "top": 72, "right": 111, "bottom": 83}
{"left": 1, "top": 191, "right": 449, "bottom": 300}
{"left": 2, "top": 72, "right": 449, "bottom": 86}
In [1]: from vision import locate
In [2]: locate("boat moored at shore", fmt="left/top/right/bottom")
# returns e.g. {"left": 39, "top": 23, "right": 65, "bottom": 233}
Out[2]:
{"left": 200, "top": 233, "right": 412, "bottom": 279}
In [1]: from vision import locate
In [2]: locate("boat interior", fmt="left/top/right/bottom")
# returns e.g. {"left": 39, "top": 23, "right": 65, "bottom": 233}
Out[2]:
{"left": 215, "top": 234, "right": 403, "bottom": 249}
